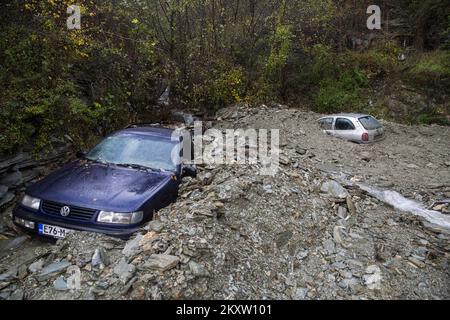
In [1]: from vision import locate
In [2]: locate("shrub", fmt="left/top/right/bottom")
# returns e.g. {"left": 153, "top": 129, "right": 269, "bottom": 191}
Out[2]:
{"left": 314, "top": 78, "right": 363, "bottom": 113}
{"left": 405, "top": 50, "right": 450, "bottom": 89}
{"left": 185, "top": 62, "right": 246, "bottom": 111}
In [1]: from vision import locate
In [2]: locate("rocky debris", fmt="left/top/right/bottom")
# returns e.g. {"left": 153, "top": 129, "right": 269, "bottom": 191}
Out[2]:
{"left": 122, "top": 233, "right": 143, "bottom": 258}
{"left": 0, "top": 236, "right": 29, "bottom": 258}
{"left": 363, "top": 265, "right": 382, "bottom": 290}
{"left": 171, "top": 111, "right": 199, "bottom": 126}
{"left": 431, "top": 200, "right": 450, "bottom": 214}
{"left": 346, "top": 197, "right": 357, "bottom": 215}
{"left": 321, "top": 181, "right": 349, "bottom": 199}
{"left": 144, "top": 254, "right": 180, "bottom": 271}
{"left": 188, "top": 261, "right": 209, "bottom": 277}
{"left": 0, "top": 171, "right": 23, "bottom": 189}
{"left": 91, "top": 248, "right": 110, "bottom": 269}
{"left": 0, "top": 186, "right": 8, "bottom": 199}
{"left": 28, "top": 259, "right": 44, "bottom": 273}
{"left": 9, "top": 289, "right": 24, "bottom": 300}
{"left": 37, "top": 261, "right": 71, "bottom": 282}
{"left": 145, "top": 220, "right": 164, "bottom": 232}
{"left": 292, "top": 287, "right": 309, "bottom": 300}
{"left": 0, "top": 143, "right": 72, "bottom": 214}
{"left": 0, "top": 193, "right": 15, "bottom": 207}
{"left": 0, "top": 103, "right": 449, "bottom": 300}
{"left": 360, "top": 152, "right": 371, "bottom": 162}
{"left": 114, "top": 258, "right": 136, "bottom": 284}
{"left": 53, "top": 276, "right": 69, "bottom": 291}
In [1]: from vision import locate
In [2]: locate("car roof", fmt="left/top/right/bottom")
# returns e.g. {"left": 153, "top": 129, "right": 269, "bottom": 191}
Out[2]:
{"left": 319, "top": 113, "right": 371, "bottom": 120}
{"left": 114, "top": 126, "right": 176, "bottom": 139}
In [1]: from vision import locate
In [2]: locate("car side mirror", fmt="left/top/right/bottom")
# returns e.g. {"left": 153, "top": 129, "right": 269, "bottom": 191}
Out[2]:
{"left": 76, "top": 150, "right": 86, "bottom": 159}
{"left": 181, "top": 165, "right": 197, "bottom": 178}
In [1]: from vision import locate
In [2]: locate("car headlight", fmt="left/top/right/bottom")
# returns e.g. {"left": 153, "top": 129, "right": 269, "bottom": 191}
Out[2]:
{"left": 97, "top": 211, "right": 143, "bottom": 225}
{"left": 21, "top": 195, "right": 41, "bottom": 210}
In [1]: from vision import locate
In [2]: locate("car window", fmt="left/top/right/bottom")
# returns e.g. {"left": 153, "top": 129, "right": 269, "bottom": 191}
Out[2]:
{"left": 335, "top": 118, "right": 355, "bottom": 130}
{"left": 359, "top": 116, "right": 381, "bottom": 130}
{"left": 86, "top": 134, "right": 180, "bottom": 172}
{"left": 319, "top": 118, "right": 333, "bottom": 130}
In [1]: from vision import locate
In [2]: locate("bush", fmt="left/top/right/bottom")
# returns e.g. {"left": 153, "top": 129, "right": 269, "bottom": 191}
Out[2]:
{"left": 314, "top": 78, "right": 363, "bottom": 113}
{"left": 185, "top": 61, "right": 246, "bottom": 111}
{"left": 405, "top": 50, "right": 450, "bottom": 89}
{"left": 312, "top": 51, "right": 369, "bottom": 113}
{"left": 348, "top": 41, "right": 401, "bottom": 78}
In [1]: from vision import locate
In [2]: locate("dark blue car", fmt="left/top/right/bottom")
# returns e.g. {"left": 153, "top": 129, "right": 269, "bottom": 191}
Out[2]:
{"left": 13, "top": 125, "right": 196, "bottom": 239}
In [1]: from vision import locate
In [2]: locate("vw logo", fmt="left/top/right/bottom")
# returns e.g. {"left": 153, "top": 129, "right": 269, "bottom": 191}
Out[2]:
{"left": 60, "top": 206, "right": 71, "bottom": 217}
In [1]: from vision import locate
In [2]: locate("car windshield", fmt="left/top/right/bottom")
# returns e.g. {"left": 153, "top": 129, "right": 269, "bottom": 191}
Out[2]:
{"left": 85, "top": 134, "right": 180, "bottom": 172}
{"left": 359, "top": 116, "right": 381, "bottom": 130}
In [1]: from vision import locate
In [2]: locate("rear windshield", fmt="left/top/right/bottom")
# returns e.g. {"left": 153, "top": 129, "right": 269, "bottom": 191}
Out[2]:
{"left": 359, "top": 116, "right": 381, "bottom": 130}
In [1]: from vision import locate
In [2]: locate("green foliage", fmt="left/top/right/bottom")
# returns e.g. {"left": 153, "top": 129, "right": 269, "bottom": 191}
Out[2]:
{"left": 306, "top": 45, "right": 370, "bottom": 113}
{"left": 0, "top": 0, "right": 162, "bottom": 155}
{"left": 443, "top": 15, "right": 450, "bottom": 49}
{"left": 415, "top": 105, "right": 449, "bottom": 125}
{"left": 186, "top": 62, "right": 245, "bottom": 110}
{"left": 348, "top": 41, "right": 402, "bottom": 78}
{"left": 1, "top": 0, "right": 449, "bottom": 156}
{"left": 265, "top": 24, "right": 293, "bottom": 81}
{"left": 313, "top": 70, "right": 367, "bottom": 113}
{"left": 406, "top": 50, "right": 450, "bottom": 84}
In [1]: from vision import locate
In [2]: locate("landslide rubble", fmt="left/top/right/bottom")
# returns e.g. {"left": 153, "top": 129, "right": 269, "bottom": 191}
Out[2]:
{"left": 0, "top": 103, "right": 449, "bottom": 300}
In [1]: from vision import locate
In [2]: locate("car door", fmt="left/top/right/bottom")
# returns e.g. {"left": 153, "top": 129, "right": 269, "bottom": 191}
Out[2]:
{"left": 332, "top": 118, "right": 357, "bottom": 141}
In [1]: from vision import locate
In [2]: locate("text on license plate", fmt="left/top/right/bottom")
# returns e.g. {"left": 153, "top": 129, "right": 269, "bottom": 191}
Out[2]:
{"left": 38, "top": 224, "right": 72, "bottom": 238}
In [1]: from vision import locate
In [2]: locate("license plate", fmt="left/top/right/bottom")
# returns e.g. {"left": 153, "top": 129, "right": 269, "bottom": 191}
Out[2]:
{"left": 38, "top": 223, "right": 72, "bottom": 239}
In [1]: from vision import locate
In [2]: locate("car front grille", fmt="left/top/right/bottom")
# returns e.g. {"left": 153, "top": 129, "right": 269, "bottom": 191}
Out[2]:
{"left": 41, "top": 200, "right": 97, "bottom": 221}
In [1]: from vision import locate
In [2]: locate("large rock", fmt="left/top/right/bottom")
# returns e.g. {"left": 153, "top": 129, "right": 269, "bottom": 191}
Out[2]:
{"left": 113, "top": 258, "right": 136, "bottom": 284}
{"left": 363, "top": 265, "right": 382, "bottom": 290}
{"left": 122, "top": 233, "right": 143, "bottom": 257}
{"left": 144, "top": 254, "right": 179, "bottom": 271}
{"left": 0, "top": 192, "right": 15, "bottom": 207}
{"left": 0, "top": 171, "right": 23, "bottom": 189}
{"left": 0, "top": 152, "right": 31, "bottom": 175}
{"left": 0, "top": 185, "right": 8, "bottom": 199}
{"left": 9, "top": 289, "right": 24, "bottom": 300}
{"left": 37, "top": 261, "right": 71, "bottom": 282}
{"left": 0, "top": 235, "right": 28, "bottom": 258}
{"left": 145, "top": 220, "right": 164, "bottom": 232}
{"left": 320, "top": 180, "right": 349, "bottom": 199}
{"left": 28, "top": 259, "right": 45, "bottom": 273}
{"left": 22, "top": 168, "right": 42, "bottom": 183}
{"left": 53, "top": 276, "right": 69, "bottom": 291}
{"left": 188, "top": 261, "right": 209, "bottom": 277}
{"left": 91, "top": 248, "right": 110, "bottom": 268}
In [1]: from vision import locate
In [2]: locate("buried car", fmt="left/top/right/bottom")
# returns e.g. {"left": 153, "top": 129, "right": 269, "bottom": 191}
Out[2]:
{"left": 13, "top": 125, "right": 196, "bottom": 239}
{"left": 318, "top": 113, "right": 385, "bottom": 143}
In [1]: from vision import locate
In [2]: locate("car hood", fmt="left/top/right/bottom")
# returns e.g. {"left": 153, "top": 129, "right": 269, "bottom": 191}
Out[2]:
{"left": 27, "top": 160, "right": 172, "bottom": 212}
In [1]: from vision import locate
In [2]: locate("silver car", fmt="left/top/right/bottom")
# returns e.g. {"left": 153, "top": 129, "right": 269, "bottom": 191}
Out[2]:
{"left": 318, "top": 113, "right": 385, "bottom": 143}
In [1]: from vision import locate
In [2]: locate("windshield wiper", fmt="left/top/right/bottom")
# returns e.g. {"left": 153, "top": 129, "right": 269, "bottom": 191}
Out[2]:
{"left": 115, "top": 163, "right": 158, "bottom": 172}
{"left": 84, "top": 157, "right": 106, "bottom": 165}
